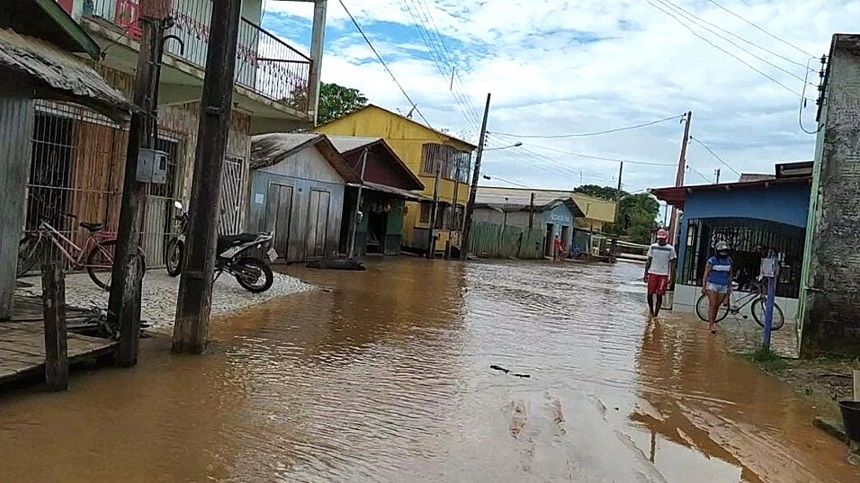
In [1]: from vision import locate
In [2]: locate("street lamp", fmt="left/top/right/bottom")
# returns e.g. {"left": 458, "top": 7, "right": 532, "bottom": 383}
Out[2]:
{"left": 484, "top": 142, "right": 522, "bottom": 151}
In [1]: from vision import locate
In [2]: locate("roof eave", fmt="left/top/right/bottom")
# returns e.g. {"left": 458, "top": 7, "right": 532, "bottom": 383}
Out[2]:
{"left": 35, "top": 0, "right": 101, "bottom": 59}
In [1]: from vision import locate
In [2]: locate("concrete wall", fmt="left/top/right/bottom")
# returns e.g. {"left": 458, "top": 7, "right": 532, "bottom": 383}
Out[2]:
{"left": 672, "top": 284, "right": 800, "bottom": 325}
{"left": 246, "top": 147, "right": 345, "bottom": 262}
{"left": 676, "top": 182, "right": 811, "bottom": 275}
{"left": 0, "top": 79, "right": 35, "bottom": 320}
{"left": 799, "top": 35, "right": 860, "bottom": 356}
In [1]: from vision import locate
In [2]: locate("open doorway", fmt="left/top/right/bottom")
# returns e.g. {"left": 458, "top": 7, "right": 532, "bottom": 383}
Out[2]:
{"left": 561, "top": 225, "right": 571, "bottom": 252}
{"left": 545, "top": 223, "right": 554, "bottom": 257}
{"left": 366, "top": 211, "right": 387, "bottom": 254}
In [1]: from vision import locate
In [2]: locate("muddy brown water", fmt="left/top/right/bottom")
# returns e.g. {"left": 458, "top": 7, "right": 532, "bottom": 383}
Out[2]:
{"left": 0, "top": 259, "right": 857, "bottom": 482}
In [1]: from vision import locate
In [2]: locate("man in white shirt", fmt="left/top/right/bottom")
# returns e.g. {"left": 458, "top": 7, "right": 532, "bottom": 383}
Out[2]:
{"left": 643, "top": 229, "right": 677, "bottom": 318}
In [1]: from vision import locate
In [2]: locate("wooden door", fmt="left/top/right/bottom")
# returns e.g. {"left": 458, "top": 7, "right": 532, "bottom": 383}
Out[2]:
{"left": 265, "top": 183, "right": 292, "bottom": 260}
{"left": 306, "top": 190, "right": 331, "bottom": 259}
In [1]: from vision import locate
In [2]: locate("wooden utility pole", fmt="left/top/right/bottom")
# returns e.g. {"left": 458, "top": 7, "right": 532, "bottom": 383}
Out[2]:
{"left": 528, "top": 192, "right": 535, "bottom": 230}
{"left": 460, "top": 93, "right": 491, "bottom": 259}
{"left": 427, "top": 162, "right": 442, "bottom": 259}
{"left": 109, "top": 1, "right": 171, "bottom": 367}
{"left": 667, "top": 111, "right": 692, "bottom": 244}
{"left": 173, "top": 0, "right": 243, "bottom": 354}
{"left": 715, "top": 167, "right": 721, "bottom": 184}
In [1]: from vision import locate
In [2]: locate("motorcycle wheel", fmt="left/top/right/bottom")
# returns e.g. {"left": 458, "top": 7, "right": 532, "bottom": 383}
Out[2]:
{"left": 233, "top": 257, "right": 274, "bottom": 293}
{"left": 165, "top": 238, "right": 183, "bottom": 277}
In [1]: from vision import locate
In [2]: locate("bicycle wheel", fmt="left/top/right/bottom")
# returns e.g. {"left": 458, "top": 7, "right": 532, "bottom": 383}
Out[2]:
{"left": 751, "top": 298, "right": 785, "bottom": 331}
{"left": 16, "top": 235, "right": 44, "bottom": 277}
{"left": 87, "top": 239, "right": 116, "bottom": 290}
{"left": 696, "top": 293, "right": 729, "bottom": 322}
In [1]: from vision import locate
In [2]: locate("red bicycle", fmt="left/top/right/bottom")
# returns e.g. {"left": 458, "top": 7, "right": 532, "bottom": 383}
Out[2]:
{"left": 16, "top": 213, "right": 145, "bottom": 290}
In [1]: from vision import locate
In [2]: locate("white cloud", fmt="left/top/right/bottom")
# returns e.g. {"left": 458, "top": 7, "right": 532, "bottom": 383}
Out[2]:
{"left": 264, "top": 0, "right": 859, "bottom": 192}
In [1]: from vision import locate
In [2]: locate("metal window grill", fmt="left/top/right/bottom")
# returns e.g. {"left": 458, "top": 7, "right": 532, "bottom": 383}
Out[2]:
{"left": 681, "top": 217, "right": 805, "bottom": 298}
{"left": 219, "top": 157, "right": 245, "bottom": 235}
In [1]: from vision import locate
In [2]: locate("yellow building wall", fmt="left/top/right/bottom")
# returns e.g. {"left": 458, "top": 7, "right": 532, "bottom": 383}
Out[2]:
{"left": 317, "top": 106, "right": 475, "bottom": 251}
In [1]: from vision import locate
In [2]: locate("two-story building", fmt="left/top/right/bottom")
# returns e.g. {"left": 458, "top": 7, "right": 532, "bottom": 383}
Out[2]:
{"left": 29, "top": 0, "right": 326, "bottom": 266}
{"left": 315, "top": 104, "right": 477, "bottom": 255}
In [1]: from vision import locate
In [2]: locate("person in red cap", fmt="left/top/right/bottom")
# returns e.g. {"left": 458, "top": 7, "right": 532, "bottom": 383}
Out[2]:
{"left": 643, "top": 228, "right": 677, "bottom": 318}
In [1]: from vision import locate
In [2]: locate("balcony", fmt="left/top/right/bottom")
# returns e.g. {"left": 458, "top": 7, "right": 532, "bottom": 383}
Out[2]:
{"left": 83, "top": 0, "right": 312, "bottom": 116}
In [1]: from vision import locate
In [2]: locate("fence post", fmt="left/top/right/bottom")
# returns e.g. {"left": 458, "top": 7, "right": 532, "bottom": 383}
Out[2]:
{"left": 762, "top": 275, "right": 776, "bottom": 352}
{"left": 41, "top": 262, "right": 68, "bottom": 391}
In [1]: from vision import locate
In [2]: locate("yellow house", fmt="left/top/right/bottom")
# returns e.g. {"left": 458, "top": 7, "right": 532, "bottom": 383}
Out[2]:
{"left": 316, "top": 105, "right": 477, "bottom": 254}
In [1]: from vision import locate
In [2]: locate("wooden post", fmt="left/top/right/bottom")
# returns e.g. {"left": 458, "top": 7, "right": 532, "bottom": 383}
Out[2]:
{"left": 460, "top": 93, "right": 491, "bottom": 259}
{"left": 853, "top": 369, "right": 860, "bottom": 401}
{"left": 173, "top": 0, "right": 243, "bottom": 354}
{"left": 41, "top": 263, "right": 68, "bottom": 391}
{"left": 109, "top": 2, "right": 171, "bottom": 367}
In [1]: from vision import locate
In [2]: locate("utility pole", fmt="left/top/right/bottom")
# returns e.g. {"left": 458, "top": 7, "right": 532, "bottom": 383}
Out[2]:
{"left": 460, "top": 93, "right": 491, "bottom": 259}
{"left": 109, "top": 0, "right": 171, "bottom": 367}
{"left": 714, "top": 167, "right": 721, "bottom": 184}
{"left": 308, "top": 0, "right": 327, "bottom": 125}
{"left": 348, "top": 148, "right": 368, "bottom": 259}
{"left": 427, "top": 161, "right": 442, "bottom": 259}
{"left": 668, "top": 111, "right": 692, "bottom": 244}
{"left": 528, "top": 192, "right": 535, "bottom": 230}
{"left": 173, "top": 0, "right": 243, "bottom": 354}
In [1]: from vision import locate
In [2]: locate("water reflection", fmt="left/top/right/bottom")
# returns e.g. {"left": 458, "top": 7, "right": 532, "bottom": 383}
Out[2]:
{"left": 0, "top": 258, "right": 856, "bottom": 482}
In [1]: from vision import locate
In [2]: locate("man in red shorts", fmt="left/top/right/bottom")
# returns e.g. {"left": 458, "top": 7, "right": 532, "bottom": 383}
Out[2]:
{"left": 643, "top": 229, "right": 676, "bottom": 318}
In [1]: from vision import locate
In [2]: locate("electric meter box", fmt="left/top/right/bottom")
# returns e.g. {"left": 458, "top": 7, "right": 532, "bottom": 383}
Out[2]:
{"left": 136, "top": 148, "right": 169, "bottom": 184}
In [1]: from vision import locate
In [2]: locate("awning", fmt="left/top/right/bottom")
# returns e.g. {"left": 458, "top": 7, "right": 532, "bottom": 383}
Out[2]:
{"left": 348, "top": 182, "right": 430, "bottom": 202}
{"left": 0, "top": 28, "right": 132, "bottom": 120}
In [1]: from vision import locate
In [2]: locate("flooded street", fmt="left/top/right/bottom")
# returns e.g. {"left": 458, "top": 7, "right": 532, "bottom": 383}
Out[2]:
{"left": 0, "top": 259, "right": 857, "bottom": 482}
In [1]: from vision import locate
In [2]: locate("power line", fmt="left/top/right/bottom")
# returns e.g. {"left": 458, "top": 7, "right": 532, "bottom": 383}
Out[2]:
{"left": 646, "top": 0, "right": 802, "bottom": 97}
{"left": 705, "top": 0, "right": 816, "bottom": 58}
{"left": 689, "top": 136, "right": 741, "bottom": 176}
{"left": 687, "top": 165, "right": 713, "bottom": 184}
{"left": 481, "top": 173, "right": 532, "bottom": 189}
{"left": 338, "top": 0, "right": 433, "bottom": 127}
{"left": 652, "top": 0, "right": 811, "bottom": 85}
{"left": 401, "top": 0, "right": 483, "bottom": 129}
{"left": 489, "top": 113, "right": 684, "bottom": 139}
{"left": 489, "top": 133, "right": 677, "bottom": 167}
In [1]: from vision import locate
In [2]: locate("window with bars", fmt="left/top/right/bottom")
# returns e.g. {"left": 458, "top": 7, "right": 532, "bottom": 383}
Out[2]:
{"left": 421, "top": 143, "right": 471, "bottom": 182}
{"left": 681, "top": 217, "right": 806, "bottom": 298}
{"left": 420, "top": 202, "right": 432, "bottom": 224}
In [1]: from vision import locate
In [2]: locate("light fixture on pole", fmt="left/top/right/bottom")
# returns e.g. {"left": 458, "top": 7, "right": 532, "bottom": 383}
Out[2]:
{"left": 484, "top": 142, "right": 522, "bottom": 151}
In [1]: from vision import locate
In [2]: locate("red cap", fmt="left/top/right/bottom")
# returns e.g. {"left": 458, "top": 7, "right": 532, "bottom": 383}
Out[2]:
{"left": 656, "top": 229, "right": 669, "bottom": 239}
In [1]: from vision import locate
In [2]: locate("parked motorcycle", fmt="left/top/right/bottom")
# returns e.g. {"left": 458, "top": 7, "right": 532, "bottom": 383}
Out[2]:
{"left": 165, "top": 201, "right": 277, "bottom": 293}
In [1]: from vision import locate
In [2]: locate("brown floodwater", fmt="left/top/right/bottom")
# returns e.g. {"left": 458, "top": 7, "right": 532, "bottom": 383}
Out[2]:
{"left": 0, "top": 259, "right": 857, "bottom": 482}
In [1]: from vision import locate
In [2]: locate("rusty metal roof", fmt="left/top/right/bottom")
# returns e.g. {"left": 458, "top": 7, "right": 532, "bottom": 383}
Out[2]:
{"left": 0, "top": 28, "right": 130, "bottom": 118}
{"left": 250, "top": 133, "right": 362, "bottom": 184}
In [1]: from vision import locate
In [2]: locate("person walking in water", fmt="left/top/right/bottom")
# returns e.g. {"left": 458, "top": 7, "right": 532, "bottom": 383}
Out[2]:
{"left": 553, "top": 235, "right": 564, "bottom": 262}
{"left": 644, "top": 229, "right": 676, "bottom": 319}
{"left": 701, "top": 241, "right": 733, "bottom": 334}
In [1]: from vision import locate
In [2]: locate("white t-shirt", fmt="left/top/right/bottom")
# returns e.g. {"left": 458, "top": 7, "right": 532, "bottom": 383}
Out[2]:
{"left": 647, "top": 243, "right": 677, "bottom": 276}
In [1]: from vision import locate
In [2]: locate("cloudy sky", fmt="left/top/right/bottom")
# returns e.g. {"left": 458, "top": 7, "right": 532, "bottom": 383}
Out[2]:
{"left": 261, "top": 0, "right": 857, "bottom": 194}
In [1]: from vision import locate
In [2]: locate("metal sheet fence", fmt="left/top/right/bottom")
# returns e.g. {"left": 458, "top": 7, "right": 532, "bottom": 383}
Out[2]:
{"left": 468, "top": 221, "right": 544, "bottom": 260}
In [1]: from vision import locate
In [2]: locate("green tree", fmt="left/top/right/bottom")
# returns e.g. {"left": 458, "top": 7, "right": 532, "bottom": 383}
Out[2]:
{"left": 574, "top": 184, "right": 626, "bottom": 201}
{"left": 575, "top": 185, "right": 659, "bottom": 243}
{"left": 318, "top": 82, "right": 368, "bottom": 124}
{"left": 284, "top": 82, "right": 369, "bottom": 125}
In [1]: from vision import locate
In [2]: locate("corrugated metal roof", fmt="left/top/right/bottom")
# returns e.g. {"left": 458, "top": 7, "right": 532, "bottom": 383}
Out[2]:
{"left": 738, "top": 173, "right": 775, "bottom": 182}
{"left": 0, "top": 28, "right": 130, "bottom": 116}
{"left": 250, "top": 132, "right": 361, "bottom": 184}
{"left": 326, "top": 135, "right": 383, "bottom": 154}
{"left": 347, "top": 182, "right": 431, "bottom": 202}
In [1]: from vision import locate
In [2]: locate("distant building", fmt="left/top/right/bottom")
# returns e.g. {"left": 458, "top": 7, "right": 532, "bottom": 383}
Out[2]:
{"left": 326, "top": 136, "right": 427, "bottom": 256}
{"left": 650, "top": 161, "right": 812, "bottom": 326}
{"left": 316, "top": 104, "right": 477, "bottom": 255}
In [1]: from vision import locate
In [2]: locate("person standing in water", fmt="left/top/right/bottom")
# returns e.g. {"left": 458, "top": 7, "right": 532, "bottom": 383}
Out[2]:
{"left": 644, "top": 229, "right": 676, "bottom": 319}
{"left": 701, "top": 241, "right": 733, "bottom": 334}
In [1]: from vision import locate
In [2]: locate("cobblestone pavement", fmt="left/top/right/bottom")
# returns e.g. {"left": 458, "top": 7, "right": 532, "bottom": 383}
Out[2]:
{"left": 15, "top": 269, "right": 314, "bottom": 333}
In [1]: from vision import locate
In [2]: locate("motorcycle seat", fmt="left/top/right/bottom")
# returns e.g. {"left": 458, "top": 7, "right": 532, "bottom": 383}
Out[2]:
{"left": 217, "top": 233, "right": 259, "bottom": 254}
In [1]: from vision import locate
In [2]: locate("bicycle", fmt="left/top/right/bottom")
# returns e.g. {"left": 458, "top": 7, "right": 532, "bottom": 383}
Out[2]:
{"left": 16, "top": 213, "right": 146, "bottom": 290}
{"left": 695, "top": 279, "right": 785, "bottom": 330}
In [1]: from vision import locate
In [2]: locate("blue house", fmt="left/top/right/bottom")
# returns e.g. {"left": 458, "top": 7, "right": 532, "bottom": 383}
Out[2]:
{"left": 651, "top": 162, "right": 812, "bottom": 323}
